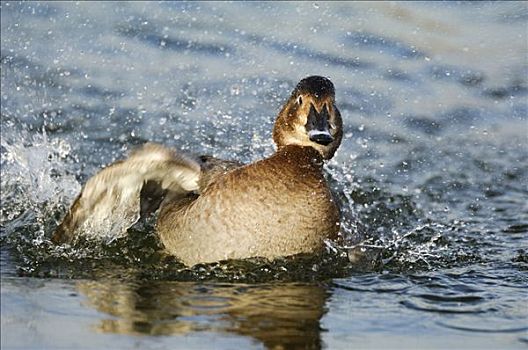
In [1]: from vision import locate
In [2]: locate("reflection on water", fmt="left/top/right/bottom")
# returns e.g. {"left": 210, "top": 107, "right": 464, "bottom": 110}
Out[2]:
{"left": 78, "top": 279, "right": 327, "bottom": 349}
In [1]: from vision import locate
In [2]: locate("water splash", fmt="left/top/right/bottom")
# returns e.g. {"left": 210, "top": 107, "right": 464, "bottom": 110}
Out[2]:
{"left": 1, "top": 127, "right": 80, "bottom": 241}
{"left": 0, "top": 126, "right": 485, "bottom": 281}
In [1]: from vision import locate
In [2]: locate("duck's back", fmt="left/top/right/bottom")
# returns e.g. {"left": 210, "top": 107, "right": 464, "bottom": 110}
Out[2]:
{"left": 157, "top": 146, "right": 340, "bottom": 266}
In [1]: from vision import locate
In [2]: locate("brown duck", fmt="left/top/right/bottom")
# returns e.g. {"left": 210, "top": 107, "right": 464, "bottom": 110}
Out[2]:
{"left": 52, "top": 76, "right": 344, "bottom": 266}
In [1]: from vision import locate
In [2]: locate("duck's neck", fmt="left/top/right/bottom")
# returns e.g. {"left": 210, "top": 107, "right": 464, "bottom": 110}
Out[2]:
{"left": 275, "top": 145, "right": 325, "bottom": 169}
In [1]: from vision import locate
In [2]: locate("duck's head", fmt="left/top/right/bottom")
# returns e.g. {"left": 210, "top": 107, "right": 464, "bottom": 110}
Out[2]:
{"left": 273, "top": 76, "right": 343, "bottom": 160}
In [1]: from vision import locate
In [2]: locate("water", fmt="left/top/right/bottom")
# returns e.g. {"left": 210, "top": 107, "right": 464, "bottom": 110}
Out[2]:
{"left": 1, "top": 2, "right": 527, "bottom": 349}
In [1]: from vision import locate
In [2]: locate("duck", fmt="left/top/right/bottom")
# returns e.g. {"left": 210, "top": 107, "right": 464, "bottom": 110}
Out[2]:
{"left": 52, "top": 75, "right": 344, "bottom": 266}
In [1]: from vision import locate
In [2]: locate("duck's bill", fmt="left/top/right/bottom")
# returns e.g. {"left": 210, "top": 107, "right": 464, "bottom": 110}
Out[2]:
{"left": 308, "top": 130, "right": 334, "bottom": 145}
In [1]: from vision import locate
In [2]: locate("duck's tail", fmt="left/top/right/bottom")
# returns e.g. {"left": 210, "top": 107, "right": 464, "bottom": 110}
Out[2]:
{"left": 52, "top": 143, "right": 201, "bottom": 244}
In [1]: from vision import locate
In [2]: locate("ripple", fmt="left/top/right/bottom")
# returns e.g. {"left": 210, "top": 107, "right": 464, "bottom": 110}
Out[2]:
{"left": 414, "top": 293, "right": 485, "bottom": 303}
{"left": 437, "top": 320, "right": 528, "bottom": 334}
{"left": 503, "top": 223, "right": 528, "bottom": 234}
{"left": 400, "top": 299, "right": 494, "bottom": 314}
{"left": 403, "top": 115, "right": 443, "bottom": 135}
{"left": 115, "top": 18, "right": 234, "bottom": 56}
{"left": 428, "top": 65, "right": 486, "bottom": 87}
{"left": 332, "top": 275, "right": 412, "bottom": 294}
{"left": 344, "top": 31, "right": 425, "bottom": 59}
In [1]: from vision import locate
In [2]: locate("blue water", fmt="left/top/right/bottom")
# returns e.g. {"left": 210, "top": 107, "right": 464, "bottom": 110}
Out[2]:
{"left": 1, "top": 2, "right": 527, "bottom": 349}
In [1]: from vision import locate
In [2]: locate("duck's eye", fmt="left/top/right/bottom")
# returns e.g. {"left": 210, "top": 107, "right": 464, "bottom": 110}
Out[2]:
{"left": 297, "top": 96, "right": 303, "bottom": 106}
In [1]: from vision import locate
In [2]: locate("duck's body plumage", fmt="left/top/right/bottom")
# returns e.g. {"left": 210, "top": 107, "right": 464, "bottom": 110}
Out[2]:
{"left": 158, "top": 145, "right": 339, "bottom": 265}
{"left": 53, "top": 76, "right": 344, "bottom": 266}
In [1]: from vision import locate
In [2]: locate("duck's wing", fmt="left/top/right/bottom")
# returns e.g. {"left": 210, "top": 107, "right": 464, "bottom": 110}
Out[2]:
{"left": 197, "top": 155, "right": 244, "bottom": 190}
{"left": 52, "top": 143, "right": 201, "bottom": 244}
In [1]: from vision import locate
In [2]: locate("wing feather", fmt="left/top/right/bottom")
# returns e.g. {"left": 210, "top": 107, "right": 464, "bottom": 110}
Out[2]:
{"left": 52, "top": 143, "right": 200, "bottom": 244}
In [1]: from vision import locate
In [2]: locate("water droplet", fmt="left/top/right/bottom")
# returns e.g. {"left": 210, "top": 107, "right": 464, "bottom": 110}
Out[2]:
{"left": 230, "top": 85, "right": 241, "bottom": 96}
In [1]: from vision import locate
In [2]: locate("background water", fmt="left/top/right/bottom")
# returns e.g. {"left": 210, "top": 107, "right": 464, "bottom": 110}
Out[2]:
{"left": 1, "top": 1, "right": 527, "bottom": 349}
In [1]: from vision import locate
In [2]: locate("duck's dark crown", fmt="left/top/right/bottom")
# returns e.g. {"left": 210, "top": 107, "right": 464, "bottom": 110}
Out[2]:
{"left": 294, "top": 76, "right": 335, "bottom": 98}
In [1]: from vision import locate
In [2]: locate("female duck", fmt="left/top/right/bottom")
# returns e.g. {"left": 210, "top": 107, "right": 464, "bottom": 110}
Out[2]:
{"left": 53, "top": 76, "right": 344, "bottom": 266}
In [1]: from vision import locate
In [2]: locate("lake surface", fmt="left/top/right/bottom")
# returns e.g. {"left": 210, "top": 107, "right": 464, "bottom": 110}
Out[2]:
{"left": 1, "top": 2, "right": 527, "bottom": 349}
